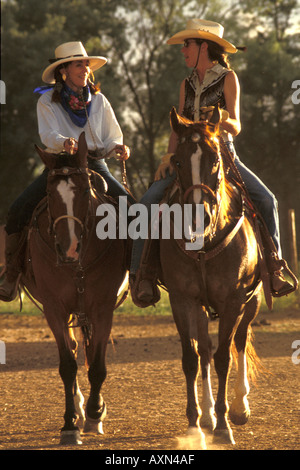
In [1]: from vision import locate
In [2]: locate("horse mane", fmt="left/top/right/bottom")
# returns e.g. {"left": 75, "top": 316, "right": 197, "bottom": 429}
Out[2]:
{"left": 172, "top": 113, "right": 239, "bottom": 222}
{"left": 198, "top": 123, "right": 237, "bottom": 221}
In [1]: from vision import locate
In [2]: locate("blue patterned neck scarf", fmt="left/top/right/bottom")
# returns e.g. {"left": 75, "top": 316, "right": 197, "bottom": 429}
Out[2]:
{"left": 34, "top": 83, "right": 92, "bottom": 128}
{"left": 60, "top": 84, "right": 92, "bottom": 128}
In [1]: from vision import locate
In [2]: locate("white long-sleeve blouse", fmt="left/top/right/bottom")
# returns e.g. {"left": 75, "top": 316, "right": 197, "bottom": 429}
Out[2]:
{"left": 37, "top": 89, "right": 123, "bottom": 154}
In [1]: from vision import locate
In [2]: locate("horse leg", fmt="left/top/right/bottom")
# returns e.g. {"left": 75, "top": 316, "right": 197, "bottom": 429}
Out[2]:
{"left": 198, "top": 310, "right": 216, "bottom": 431}
{"left": 171, "top": 297, "right": 206, "bottom": 447}
{"left": 67, "top": 325, "right": 85, "bottom": 429}
{"left": 74, "top": 377, "right": 85, "bottom": 428}
{"left": 213, "top": 312, "right": 240, "bottom": 445}
{"left": 83, "top": 316, "right": 111, "bottom": 435}
{"left": 229, "top": 295, "right": 261, "bottom": 425}
{"left": 58, "top": 347, "right": 82, "bottom": 445}
{"left": 45, "top": 311, "right": 82, "bottom": 445}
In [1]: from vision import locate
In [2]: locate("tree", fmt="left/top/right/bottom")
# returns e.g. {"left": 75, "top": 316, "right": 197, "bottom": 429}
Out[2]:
{"left": 233, "top": 0, "right": 300, "bottom": 257}
{"left": 106, "top": 0, "right": 242, "bottom": 195}
{"left": 0, "top": 0, "right": 241, "bottom": 219}
{"left": 0, "top": 0, "right": 124, "bottom": 221}
{"left": 1, "top": 0, "right": 299, "bottom": 260}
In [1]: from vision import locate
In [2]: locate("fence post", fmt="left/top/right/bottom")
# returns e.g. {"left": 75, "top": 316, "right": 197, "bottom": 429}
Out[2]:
{"left": 288, "top": 209, "right": 298, "bottom": 276}
{"left": 0, "top": 341, "right": 6, "bottom": 364}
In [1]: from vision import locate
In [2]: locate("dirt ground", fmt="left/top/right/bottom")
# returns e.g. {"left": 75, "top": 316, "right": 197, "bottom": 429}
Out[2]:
{"left": 0, "top": 305, "right": 299, "bottom": 451}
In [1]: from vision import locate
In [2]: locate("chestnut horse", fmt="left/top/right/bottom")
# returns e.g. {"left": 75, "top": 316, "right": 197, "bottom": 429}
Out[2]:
{"left": 160, "top": 109, "right": 262, "bottom": 447}
{"left": 21, "top": 133, "right": 127, "bottom": 445}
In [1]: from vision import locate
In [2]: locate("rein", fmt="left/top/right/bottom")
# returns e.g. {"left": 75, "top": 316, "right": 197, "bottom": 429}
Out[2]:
{"left": 79, "top": 88, "right": 130, "bottom": 190}
{"left": 183, "top": 184, "right": 217, "bottom": 204}
{"left": 47, "top": 166, "right": 91, "bottom": 263}
{"left": 179, "top": 141, "right": 222, "bottom": 242}
{"left": 172, "top": 209, "right": 245, "bottom": 262}
{"left": 88, "top": 150, "right": 129, "bottom": 191}
{"left": 173, "top": 134, "right": 244, "bottom": 318}
{"left": 22, "top": 172, "right": 123, "bottom": 338}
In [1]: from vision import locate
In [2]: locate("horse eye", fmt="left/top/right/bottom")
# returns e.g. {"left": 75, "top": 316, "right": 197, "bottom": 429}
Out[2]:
{"left": 191, "top": 133, "right": 201, "bottom": 143}
{"left": 176, "top": 161, "right": 181, "bottom": 167}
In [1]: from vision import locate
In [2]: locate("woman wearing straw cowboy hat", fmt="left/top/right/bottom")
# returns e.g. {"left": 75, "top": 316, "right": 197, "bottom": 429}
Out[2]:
{"left": 0, "top": 41, "right": 135, "bottom": 302}
{"left": 130, "top": 19, "right": 294, "bottom": 304}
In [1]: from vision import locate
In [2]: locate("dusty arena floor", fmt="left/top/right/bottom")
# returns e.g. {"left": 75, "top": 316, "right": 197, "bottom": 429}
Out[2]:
{"left": 0, "top": 306, "right": 299, "bottom": 451}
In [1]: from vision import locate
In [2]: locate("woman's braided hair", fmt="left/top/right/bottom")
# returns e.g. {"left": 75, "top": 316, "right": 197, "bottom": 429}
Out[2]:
{"left": 195, "top": 39, "right": 230, "bottom": 69}
{"left": 51, "top": 62, "right": 101, "bottom": 102}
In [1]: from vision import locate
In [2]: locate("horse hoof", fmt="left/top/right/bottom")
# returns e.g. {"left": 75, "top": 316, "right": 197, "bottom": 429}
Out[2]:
{"left": 200, "top": 413, "right": 217, "bottom": 432}
{"left": 176, "top": 427, "right": 206, "bottom": 450}
{"left": 83, "top": 416, "right": 104, "bottom": 435}
{"left": 184, "top": 427, "right": 207, "bottom": 449}
{"left": 229, "top": 408, "right": 250, "bottom": 426}
{"left": 83, "top": 401, "right": 107, "bottom": 434}
{"left": 60, "top": 430, "right": 82, "bottom": 446}
{"left": 213, "top": 428, "right": 235, "bottom": 445}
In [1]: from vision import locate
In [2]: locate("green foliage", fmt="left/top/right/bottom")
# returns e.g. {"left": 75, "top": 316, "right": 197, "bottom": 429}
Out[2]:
{"left": 0, "top": 282, "right": 298, "bottom": 317}
{"left": 0, "top": 0, "right": 299, "bottom": 260}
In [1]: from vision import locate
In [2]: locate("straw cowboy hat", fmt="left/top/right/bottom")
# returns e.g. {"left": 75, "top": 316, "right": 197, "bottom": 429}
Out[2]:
{"left": 42, "top": 41, "right": 107, "bottom": 84}
{"left": 167, "top": 19, "right": 237, "bottom": 54}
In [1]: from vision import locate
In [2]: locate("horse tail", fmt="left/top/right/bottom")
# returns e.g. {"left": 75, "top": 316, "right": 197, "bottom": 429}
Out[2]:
{"left": 231, "top": 326, "right": 265, "bottom": 384}
{"left": 245, "top": 326, "right": 263, "bottom": 383}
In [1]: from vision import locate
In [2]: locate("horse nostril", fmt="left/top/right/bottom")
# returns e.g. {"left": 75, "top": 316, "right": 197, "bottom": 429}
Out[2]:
{"left": 55, "top": 243, "right": 64, "bottom": 259}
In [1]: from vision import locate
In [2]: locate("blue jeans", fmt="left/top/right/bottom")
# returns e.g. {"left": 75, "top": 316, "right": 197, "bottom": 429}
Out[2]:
{"left": 226, "top": 142, "right": 281, "bottom": 257}
{"left": 130, "top": 170, "right": 176, "bottom": 274}
{"left": 130, "top": 144, "right": 282, "bottom": 274}
{"left": 6, "top": 158, "right": 135, "bottom": 235}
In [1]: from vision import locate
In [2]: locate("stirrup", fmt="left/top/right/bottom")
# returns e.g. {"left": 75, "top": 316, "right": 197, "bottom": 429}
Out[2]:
{"left": 271, "top": 270, "right": 297, "bottom": 298}
{"left": 266, "top": 252, "right": 298, "bottom": 298}
{"left": 129, "top": 274, "right": 160, "bottom": 308}
{"left": 0, "top": 272, "right": 22, "bottom": 302}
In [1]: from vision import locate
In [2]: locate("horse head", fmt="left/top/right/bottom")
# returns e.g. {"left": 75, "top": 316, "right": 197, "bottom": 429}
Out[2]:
{"left": 170, "top": 107, "right": 224, "bottom": 240}
{"left": 35, "top": 132, "right": 91, "bottom": 264}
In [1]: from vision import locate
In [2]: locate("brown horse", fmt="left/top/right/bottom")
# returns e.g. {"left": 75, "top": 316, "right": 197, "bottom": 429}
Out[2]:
{"left": 160, "top": 108, "right": 262, "bottom": 446}
{"left": 21, "top": 133, "right": 127, "bottom": 445}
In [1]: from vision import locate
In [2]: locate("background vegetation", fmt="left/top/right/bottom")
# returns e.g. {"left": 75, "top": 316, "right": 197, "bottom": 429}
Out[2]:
{"left": 1, "top": 0, "right": 299, "bottom": 264}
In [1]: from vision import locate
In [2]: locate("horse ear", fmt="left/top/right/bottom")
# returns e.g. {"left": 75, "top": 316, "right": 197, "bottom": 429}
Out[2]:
{"left": 34, "top": 145, "right": 56, "bottom": 169}
{"left": 76, "top": 132, "right": 88, "bottom": 167}
{"left": 170, "top": 107, "right": 189, "bottom": 135}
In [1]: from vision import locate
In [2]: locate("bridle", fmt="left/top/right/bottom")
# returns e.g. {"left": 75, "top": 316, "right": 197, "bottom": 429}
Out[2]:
{"left": 183, "top": 183, "right": 218, "bottom": 205}
{"left": 46, "top": 166, "right": 91, "bottom": 262}
{"left": 175, "top": 132, "right": 222, "bottom": 241}
{"left": 52, "top": 214, "right": 85, "bottom": 234}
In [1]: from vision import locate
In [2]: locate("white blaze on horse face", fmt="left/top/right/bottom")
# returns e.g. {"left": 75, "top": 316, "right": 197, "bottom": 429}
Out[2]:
{"left": 191, "top": 146, "right": 202, "bottom": 204}
{"left": 56, "top": 178, "right": 79, "bottom": 259}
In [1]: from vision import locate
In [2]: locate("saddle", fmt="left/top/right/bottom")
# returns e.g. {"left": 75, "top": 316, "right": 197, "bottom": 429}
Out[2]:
{"left": 22, "top": 169, "right": 121, "bottom": 281}
{"left": 132, "top": 146, "right": 298, "bottom": 311}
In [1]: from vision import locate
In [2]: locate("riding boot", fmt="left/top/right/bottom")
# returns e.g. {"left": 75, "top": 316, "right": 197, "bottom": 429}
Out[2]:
{"left": 254, "top": 216, "right": 298, "bottom": 298}
{"left": 266, "top": 251, "right": 298, "bottom": 297}
{"left": 129, "top": 237, "right": 161, "bottom": 308}
{"left": 129, "top": 274, "right": 154, "bottom": 301}
{"left": 261, "top": 245, "right": 297, "bottom": 298}
{"left": 0, "top": 232, "right": 25, "bottom": 302}
{"left": 129, "top": 272, "right": 160, "bottom": 308}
